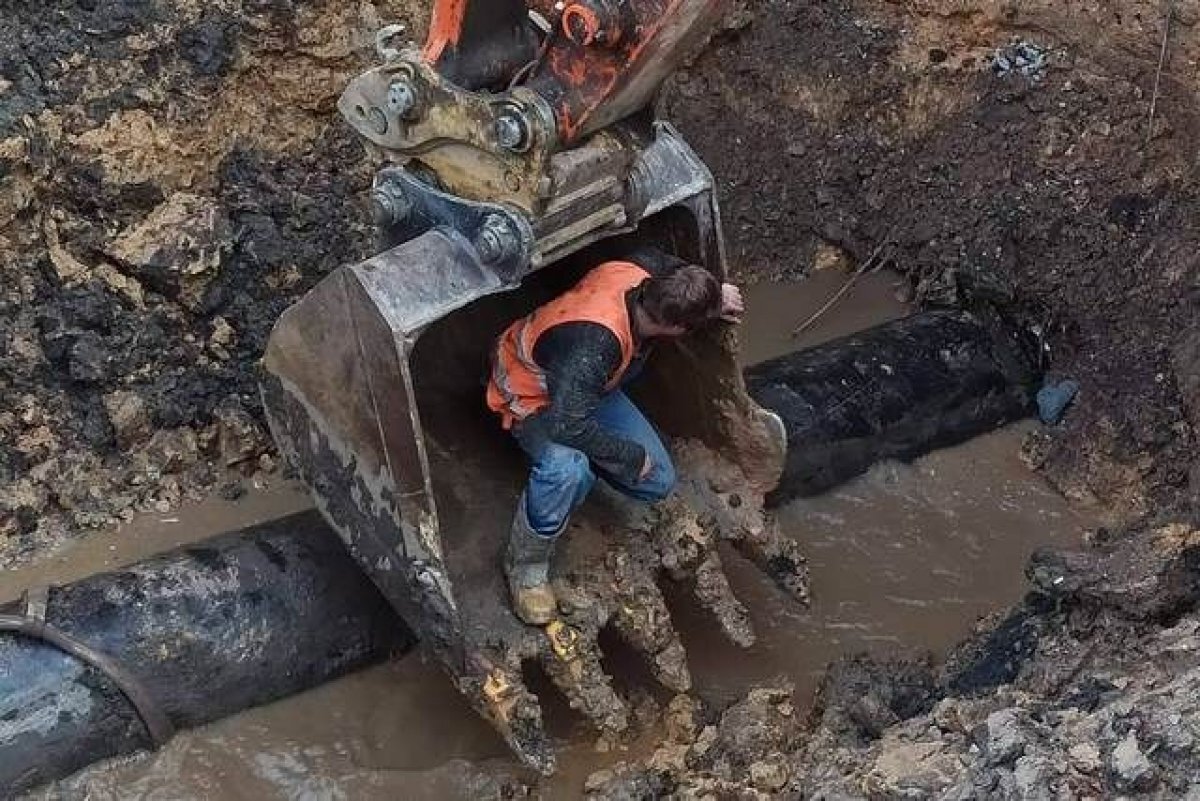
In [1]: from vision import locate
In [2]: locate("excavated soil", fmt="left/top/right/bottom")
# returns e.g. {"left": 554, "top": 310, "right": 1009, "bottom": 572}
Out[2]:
{"left": 4, "top": 0, "right": 1200, "bottom": 798}
{"left": 666, "top": 0, "right": 1200, "bottom": 524}
{"left": 0, "top": 0, "right": 430, "bottom": 562}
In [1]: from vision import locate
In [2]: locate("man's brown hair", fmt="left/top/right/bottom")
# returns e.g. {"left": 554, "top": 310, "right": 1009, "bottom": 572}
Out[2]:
{"left": 640, "top": 265, "right": 721, "bottom": 329}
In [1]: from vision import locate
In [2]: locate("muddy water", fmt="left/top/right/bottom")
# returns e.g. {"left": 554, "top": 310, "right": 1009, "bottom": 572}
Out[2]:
{"left": 19, "top": 269, "right": 1095, "bottom": 800}
{"left": 739, "top": 267, "right": 911, "bottom": 363}
{"left": 0, "top": 479, "right": 312, "bottom": 602}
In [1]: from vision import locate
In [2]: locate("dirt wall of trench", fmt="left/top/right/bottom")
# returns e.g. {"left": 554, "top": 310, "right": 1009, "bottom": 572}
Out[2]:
{"left": 665, "top": 0, "right": 1200, "bottom": 525}
{"left": 0, "top": 0, "right": 430, "bottom": 560}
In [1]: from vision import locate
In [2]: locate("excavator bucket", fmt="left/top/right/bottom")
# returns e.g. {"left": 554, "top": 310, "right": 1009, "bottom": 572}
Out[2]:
{"left": 262, "top": 137, "right": 806, "bottom": 767}
{"left": 260, "top": 123, "right": 805, "bottom": 772}
{"left": 261, "top": 1, "right": 806, "bottom": 768}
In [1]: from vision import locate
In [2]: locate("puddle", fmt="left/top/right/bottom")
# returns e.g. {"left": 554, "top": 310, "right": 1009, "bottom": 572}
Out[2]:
{"left": 738, "top": 268, "right": 910, "bottom": 364}
{"left": 0, "top": 479, "right": 311, "bottom": 603}
{"left": 672, "top": 420, "right": 1090, "bottom": 709}
{"left": 16, "top": 267, "right": 1096, "bottom": 799}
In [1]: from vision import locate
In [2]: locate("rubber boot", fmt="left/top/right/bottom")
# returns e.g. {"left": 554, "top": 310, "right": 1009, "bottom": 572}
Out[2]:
{"left": 504, "top": 497, "right": 560, "bottom": 626}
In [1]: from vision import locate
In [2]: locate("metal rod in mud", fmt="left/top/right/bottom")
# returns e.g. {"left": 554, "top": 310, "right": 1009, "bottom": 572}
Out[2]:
{"left": 1146, "top": 3, "right": 1174, "bottom": 150}
{"left": 0, "top": 513, "right": 414, "bottom": 798}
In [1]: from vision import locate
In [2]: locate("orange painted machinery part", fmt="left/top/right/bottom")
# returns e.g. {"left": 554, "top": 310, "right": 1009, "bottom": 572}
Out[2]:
{"left": 423, "top": 0, "right": 469, "bottom": 64}
{"left": 419, "top": 0, "right": 728, "bottom": 145}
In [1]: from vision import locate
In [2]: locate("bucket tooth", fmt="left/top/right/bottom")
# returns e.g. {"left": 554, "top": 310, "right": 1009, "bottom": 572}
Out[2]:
{"left": 611, "top": 599, "right": 692, "bottom": 693}
{"left": 606, "top": 547, "right": 692, "bottom": 692}
{"left": 731, "top": 522, "right": 812, "bottom": 605}
{"left": 648, "top": 493, "right": 758, "bottom": 647}
{"left": 694, "top": 550, "right": 756, "bottom": 648}
{"left": 539, "top": 620, "right": 629, "bottom": 734}
{"left": 461, "top": 660, "right": 555, "bottom": 775}
{"left": 673, "top": 447, "right": 813, "bottom": 607}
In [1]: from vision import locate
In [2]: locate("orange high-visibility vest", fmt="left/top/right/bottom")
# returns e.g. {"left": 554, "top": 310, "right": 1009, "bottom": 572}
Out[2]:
{"left": 486, "top": 261, "right": 649, "bottom": 429}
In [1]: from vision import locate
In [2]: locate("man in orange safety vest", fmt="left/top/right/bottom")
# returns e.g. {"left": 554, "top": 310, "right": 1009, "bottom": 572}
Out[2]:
{"left": 486, "top": 247, "right": 744, "bottom": 624}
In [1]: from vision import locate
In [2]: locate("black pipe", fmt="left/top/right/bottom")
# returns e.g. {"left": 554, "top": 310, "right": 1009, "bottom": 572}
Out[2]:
{"left": 1, "top": 310, "right": 1036, "bottom": 795}
{"left": 0, "top": 513, "right": 413, "bottom": 798}
{"left": 746, "top": 309, "right": 1040, "bottom": 505}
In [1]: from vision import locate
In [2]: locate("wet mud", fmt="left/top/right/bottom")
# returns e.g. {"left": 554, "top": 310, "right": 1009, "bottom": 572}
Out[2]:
{"left": 16, "top": 268, "right": 1090, "bottom": 798}
{"left": 21, "top": 422, "right": 1091, "bottom": 800}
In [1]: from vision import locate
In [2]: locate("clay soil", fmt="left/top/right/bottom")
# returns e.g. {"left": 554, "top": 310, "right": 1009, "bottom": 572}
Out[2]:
{"left": 4, "top": 0, "right": 1200, "bottom": 798}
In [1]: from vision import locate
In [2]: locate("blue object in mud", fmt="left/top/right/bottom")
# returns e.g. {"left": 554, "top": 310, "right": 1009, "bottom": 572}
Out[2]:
{"left": 1037, "top": 379, "right": 1080, "bottom": 425}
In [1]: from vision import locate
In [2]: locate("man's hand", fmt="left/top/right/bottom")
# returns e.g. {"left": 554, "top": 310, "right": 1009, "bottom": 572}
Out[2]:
{"left": 719, "top": 283, "right": 745, "bottom": 323}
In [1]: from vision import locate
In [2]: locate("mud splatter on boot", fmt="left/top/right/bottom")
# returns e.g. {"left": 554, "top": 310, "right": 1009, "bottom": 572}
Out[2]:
{"left": 505, "top": 498, "right": 560, "bottom": 626}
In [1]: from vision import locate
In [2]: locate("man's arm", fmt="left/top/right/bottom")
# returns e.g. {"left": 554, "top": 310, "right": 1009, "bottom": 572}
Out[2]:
{"left": 524, "top": 322, "right": 646, "bottom": 484}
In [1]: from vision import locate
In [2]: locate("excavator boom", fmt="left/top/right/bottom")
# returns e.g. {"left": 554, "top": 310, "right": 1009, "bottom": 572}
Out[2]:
{"left": 261, "top": 0, "right": 800, "bottom": 772}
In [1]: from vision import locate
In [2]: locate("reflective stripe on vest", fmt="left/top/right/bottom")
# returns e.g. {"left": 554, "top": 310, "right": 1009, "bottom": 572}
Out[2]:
{"left": 486, "top": 261, "right": 649, "bottom": 428}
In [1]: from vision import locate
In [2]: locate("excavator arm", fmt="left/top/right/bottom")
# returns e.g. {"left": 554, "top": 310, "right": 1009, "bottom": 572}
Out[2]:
{"left": 261, "top": 0, "right": 798, "bottom": 773}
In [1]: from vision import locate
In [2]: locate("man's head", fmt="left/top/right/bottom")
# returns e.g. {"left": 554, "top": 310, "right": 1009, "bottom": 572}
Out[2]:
{"left": 637, "top": 265, "right": 721, "bottom": 338}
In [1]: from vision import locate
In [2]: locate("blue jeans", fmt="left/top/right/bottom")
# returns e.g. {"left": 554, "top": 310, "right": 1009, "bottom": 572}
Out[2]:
{"left": 513, "top": 391, "right": 676, "bottom": 536}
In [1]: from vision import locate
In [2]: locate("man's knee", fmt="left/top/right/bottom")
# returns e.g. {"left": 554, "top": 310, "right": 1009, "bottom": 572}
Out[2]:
{"left": 640, "top": 455, "right": 676, "bottom": 501}
{"left": 526, "top": 445, "right": 595, "bottom": 534}
{"left": 533, "top": 445, "right": 595, "bottom": 493}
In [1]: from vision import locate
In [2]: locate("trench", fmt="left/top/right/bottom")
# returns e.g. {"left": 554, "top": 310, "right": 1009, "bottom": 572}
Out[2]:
{"left": 15, "top": 269, "right": 1096, "bottom": 800}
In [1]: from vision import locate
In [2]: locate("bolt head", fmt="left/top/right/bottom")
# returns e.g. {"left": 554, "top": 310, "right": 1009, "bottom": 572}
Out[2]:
{"left": 387, "top": 81, "right": 418, "bottom": 118}
{"left": 367, "top": 106, "right": 389, "bottom": 135}
{"left": 371, "top": 185, "right": 411, "bottom": 225}
{"left": 476, "top": 230, "right": 502, "bottom": 263}
{"left": 475, "top": 214, "right": 517, "bottom": 264}
{"left": 494, "top": 114, "right": 529, "bottom": 152}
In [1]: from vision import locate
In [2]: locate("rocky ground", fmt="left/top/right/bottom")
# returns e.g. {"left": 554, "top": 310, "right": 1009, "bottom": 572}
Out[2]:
{"left": 586, "top": 523, "right": 1200, "bottom": 798}
{"left": 4, "top": 0, "right": 1200, "bottom": 798}
{"left": 1, "top": 0, "right": 430, "bottom": 561}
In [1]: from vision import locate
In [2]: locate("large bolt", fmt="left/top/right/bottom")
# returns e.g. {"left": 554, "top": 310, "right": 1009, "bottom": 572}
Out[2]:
{"left": 387, "top": 80, "right": 418, "bottom": 119}
{"left": 371, "top": 183, "right": 411, "bottom": 226}
{"left": 474, "top": 214, "right": 518, "bottom": 264}
{"left": 494, "top": 113, "right": 530, "bottom": 152}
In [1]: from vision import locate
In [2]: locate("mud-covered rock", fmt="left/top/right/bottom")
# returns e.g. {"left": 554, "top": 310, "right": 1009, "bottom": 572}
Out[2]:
{"left": 214, "top": 394, "right": 268, "bottom": 468}
{"left": 1026, "top": 523, "right": 1200, "bottom": 621}
{"left": 105, "top": 193, "right": 232, "bottom": 310}
{"left": 103, "top": 389, "right": 152, "bottom": 449}
{"left": 812, "top": 654, "right": 939, "bottom": 744}
{"left": 586, "top": 685, "right": 802, "bottom": 799}
{"left": 862, "top": 736, "right": 967, "bottom": 798}
{"left": 977, "top": 708, "right": 1032, "bottom": 766}
{"left": 1110, "top": 732, "right": 1157, "bottom": 792}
